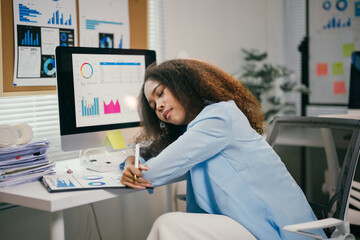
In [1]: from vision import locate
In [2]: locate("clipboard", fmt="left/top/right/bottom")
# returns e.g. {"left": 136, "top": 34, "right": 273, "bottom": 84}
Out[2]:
{"left": 42, "top": 171, "right": 126, "bottom": 192}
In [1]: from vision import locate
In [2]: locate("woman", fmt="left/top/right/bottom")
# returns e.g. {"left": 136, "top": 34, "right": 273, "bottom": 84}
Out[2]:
{"left": 121, "top": 59, "right": 325, "bottom": 239}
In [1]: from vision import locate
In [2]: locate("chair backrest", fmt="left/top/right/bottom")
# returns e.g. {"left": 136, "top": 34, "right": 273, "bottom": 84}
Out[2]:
{"left": 266, "top": 116, "right": 360, "bottom": 224}
{"left": 349, "top": 180, "right": 360, "bottom": 226}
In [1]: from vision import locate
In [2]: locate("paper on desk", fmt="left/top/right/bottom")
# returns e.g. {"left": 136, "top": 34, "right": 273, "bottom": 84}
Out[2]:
{"left": 0, "top": 140, "right": 54, "bottom": 188}
{"left": 1, "top": 158, "right": 49, "bottom": 170}
{"left": 0, "top": 169, "right": 54, "bottom": 188}
{"left": 42, "top": 171, "right": 125, "bottom": 192}
{"left": 0, "top": 154, "right": 47, "bottom": 167}
{"left": 0, "top": 141, "right": 49, "bottom": 160}
{"left": 0, "top": 161, "right": 54, "bottom": 177}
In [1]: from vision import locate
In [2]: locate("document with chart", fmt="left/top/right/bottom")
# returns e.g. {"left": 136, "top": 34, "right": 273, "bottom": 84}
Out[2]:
{"left": 12, "top": 0, "right": 77, "bottom": 86}
{"left": 79, "top": 0, "right": 130, "bottom": 49}
{"left": 42, "top": 171, "right": 125, "bottom": 192}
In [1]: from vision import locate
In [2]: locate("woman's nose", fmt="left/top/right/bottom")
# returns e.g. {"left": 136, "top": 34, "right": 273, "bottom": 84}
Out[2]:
{"left": 156, "top": 102, "right": 164, "bottom": 112}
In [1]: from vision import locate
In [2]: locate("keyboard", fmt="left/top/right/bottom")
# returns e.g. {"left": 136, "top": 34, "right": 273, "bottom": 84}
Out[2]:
{"left": 82, "top": 148, "right": 134, "bottom": 172}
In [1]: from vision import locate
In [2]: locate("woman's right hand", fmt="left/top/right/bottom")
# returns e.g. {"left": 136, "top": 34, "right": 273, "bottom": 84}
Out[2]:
{"left": 120, "top": 156, "right": 153, "bottom": 189}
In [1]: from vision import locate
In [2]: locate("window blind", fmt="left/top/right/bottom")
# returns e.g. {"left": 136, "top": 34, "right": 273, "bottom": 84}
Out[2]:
{"left": 0, "top": 94, "right": 78, "bottom": 161}
{"left": 283, "top": 0, "right": 306, "bottom": 116}
{"left": 148, "top": 0, "right": 165, "bottom": 63}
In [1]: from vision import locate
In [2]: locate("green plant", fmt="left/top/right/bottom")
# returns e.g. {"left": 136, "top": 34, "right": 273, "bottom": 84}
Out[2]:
{"left": 235, "top": 49, "right": 309, "bottom": 122}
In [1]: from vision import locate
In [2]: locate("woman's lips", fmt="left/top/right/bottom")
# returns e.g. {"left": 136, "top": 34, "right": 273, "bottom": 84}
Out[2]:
{"left": 163, "top": 109, "right": 171, "bottom": 120}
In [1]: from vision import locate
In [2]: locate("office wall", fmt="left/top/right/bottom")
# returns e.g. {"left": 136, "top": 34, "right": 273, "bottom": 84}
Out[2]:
{"left": 164, "top": 0, "right": 284, "bottom": 73}
{"left": 0, "top": 1, "right": 282, "bottom": 240}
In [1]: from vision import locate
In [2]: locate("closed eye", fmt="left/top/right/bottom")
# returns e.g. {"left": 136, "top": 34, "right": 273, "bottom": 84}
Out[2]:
{"left": 148, "top": 84, "right": 165, "bottom": 111}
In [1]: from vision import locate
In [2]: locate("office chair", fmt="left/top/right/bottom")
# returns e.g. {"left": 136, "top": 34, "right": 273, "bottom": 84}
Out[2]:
{"left": 266, "top": 116, "right": 360, "bottom": 240}
{"left": 349, "top": 181, "right": 360, "bottom": 226}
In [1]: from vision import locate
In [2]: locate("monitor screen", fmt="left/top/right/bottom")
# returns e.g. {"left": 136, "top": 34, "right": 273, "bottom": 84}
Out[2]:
{"left": 349, "top": 51, "right": 360, "bottom": 110}
{"left": 55, "top": 47, "right": 156, "bottom": 151}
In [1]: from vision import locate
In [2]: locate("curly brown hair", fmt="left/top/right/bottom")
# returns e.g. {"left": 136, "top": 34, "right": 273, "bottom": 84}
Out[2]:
{"left": 137, "top": 59, "right": 264, "bottom": 160}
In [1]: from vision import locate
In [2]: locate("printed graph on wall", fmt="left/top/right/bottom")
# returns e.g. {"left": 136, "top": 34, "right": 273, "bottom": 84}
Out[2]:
{"left": 309, "top": 0, "right": 360, "bottom": 104}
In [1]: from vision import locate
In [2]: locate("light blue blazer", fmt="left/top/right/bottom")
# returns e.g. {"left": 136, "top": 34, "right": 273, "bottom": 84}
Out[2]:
{"left": 141, "top": 100, "right": 326, "bottom": 240}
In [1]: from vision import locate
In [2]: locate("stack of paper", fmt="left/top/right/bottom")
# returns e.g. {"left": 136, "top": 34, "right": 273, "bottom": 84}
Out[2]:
{"left": 0, "top": 141, "right": 55, "bottom": 188}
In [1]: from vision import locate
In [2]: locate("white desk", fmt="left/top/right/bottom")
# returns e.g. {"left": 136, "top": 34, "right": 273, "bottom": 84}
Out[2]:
{"left": 0, "top": 159, "right": 140, "bottom": 240}
{"left": 319, "top": 114, "right": 360, "bottom": 120}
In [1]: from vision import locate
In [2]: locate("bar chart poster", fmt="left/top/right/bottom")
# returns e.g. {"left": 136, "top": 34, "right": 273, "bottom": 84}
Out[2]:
{"left": 13, "top": 0, "right": 77, "bottom": 86}
{"left": 79, "top": 0, "right": 130, "bottom": 49}
{"left": 315, "top": 0, "right": 360, "bottom": 33}
{"left": 72, "top": 53, "right": 145, "bottom": 128}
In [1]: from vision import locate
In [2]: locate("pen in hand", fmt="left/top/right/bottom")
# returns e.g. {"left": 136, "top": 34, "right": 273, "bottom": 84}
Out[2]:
{"left": 134, "top": 144, "right": 139, "bottom": 181}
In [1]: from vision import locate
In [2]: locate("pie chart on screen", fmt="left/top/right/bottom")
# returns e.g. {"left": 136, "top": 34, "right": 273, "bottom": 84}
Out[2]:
{"left": 80, "top": 62, "right": 93, "bottom": 79}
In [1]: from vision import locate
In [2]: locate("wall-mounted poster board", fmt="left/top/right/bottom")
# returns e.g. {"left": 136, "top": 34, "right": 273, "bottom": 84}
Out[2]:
{"left": 0, "top": 0, "right": 147, "bottom": 94}
{"left": 308, "top": 0, "right": 360, "bottom": 105}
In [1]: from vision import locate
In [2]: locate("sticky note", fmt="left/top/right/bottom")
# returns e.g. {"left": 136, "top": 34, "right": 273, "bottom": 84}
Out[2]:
{"left": 106, "top": 130, "right": 127, "bottom": 150}
{"left": 333, "top": 81, "right": 346, "bottom": 95}
{"left": 316, "top": 63, "right": 328, "bottom": 76}
{"left": 332, "top": 62, "right": 344, "bottom": 75}
{"left": 343, "top": 43, "right": 355, "bottom": 57}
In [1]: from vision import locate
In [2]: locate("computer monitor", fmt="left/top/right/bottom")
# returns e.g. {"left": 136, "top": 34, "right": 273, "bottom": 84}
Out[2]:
{"left": 55, "top": 47, "right": 156, "bottom": 151}
{"left": 348, "top": 51, "right": 360, "bottom": 114}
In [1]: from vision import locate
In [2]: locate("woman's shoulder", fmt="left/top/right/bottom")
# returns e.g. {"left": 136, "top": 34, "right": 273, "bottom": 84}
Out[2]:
{"left": 188, "top": 100, "right": 238, "bottom": 126}
{"left": 204, "top": 100, "right": 238, "bottom": 113}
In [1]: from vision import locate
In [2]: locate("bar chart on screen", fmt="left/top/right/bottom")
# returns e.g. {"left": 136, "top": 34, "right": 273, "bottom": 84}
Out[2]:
{"left": 81, "top": 97, "right": 100, "bottom": 116}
